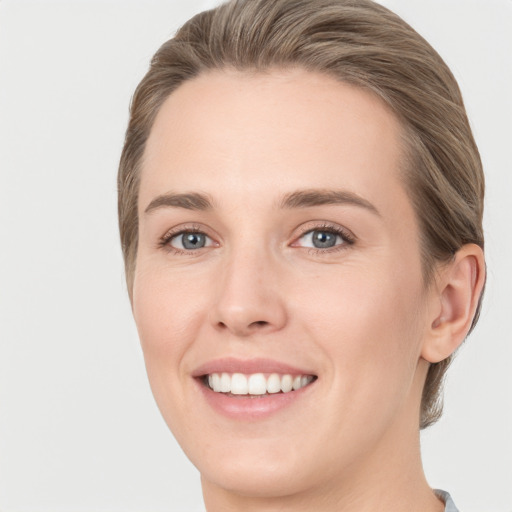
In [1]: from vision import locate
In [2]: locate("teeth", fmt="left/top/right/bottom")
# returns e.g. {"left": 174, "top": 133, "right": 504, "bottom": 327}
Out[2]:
{"left": 205, "top": 372, "right": 315, "bottom": 395}
{"left": 219, "top": 372, "right": 231, "bottom": 392}
{"left": 231, "top": 373, "right": 248, "bottom": 394}
{"left": 281, "top": 374, "right": 293, "bottom": 393}
{"left": 212, "top": 373, "right": 221, "bottom": 392}
{"left": 266, "top": 373, "right": 281, "bottom": 394}
{"left": 248, "top": 373, "right": 267, "bottom": 395}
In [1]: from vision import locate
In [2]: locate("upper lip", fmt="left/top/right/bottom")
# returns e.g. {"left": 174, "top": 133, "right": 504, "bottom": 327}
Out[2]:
{"left": 191, "top": 357, "right": 316, "bottom": 377}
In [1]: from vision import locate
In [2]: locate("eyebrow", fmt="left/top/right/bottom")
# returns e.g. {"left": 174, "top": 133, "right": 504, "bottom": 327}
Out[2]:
{"left": 144, "top": 188, "right": 380, "bottom": 216}
{"left": 278, "top": 188, "right": 381, "bottom": 216}
{"left": 144, "top": 192, "right": 214, "bottom": 213}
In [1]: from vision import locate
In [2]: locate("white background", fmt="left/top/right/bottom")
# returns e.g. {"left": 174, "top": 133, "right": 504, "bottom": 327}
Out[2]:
{"left": 0, "top": 0, "right": 510, "bottom": 511}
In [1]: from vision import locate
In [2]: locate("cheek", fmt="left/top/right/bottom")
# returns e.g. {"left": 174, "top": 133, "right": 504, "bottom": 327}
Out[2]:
{"left": 131, "top": 263, "right": 216, "bottom": 447}
{"left": 133, "top": 262, "right": 204, "bottom": 343}
{"left": 296, "top": 260, "right": 425, "bottom": 400}
{"left": 132, "top": 265, "right": 206, "bottom": 393}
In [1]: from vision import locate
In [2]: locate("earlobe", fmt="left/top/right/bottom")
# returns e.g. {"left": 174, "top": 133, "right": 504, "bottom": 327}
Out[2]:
{"left": 421, "top": 244, "right": 486, "bottom": 363}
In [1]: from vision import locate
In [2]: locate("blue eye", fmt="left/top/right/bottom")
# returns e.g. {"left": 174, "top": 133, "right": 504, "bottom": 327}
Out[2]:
{"left": 169, "top": 231, "right": 212, "bottom": 250}
{"left": 308, "top": 230, "right": 339, "bottom": 248}
{"left": 297, "top": 228, "right": 351, "bottom": 250}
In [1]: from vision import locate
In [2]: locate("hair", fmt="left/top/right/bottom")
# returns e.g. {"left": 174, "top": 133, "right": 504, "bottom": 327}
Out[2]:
{"left": 118, "top": 0, "right": 485, "bottom": 429}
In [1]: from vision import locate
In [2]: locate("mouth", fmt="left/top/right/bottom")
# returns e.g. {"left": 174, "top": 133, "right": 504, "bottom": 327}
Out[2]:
{"left": 202, "top": 372, "right": 317, "bottom": 397}
{"left": 192, "top": 358, "right": 318, "bottom": 418}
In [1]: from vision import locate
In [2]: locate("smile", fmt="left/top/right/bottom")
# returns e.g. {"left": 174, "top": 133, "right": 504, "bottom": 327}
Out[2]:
{"left": 205, "top": 372, "right": 316, "bottom": 396}
{"left": 193, "top": 358, "right": 318, "bottom": 419}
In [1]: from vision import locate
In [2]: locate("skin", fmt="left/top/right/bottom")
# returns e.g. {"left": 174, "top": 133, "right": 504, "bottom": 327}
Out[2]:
{"left": 132, "top": 68, "right": 484, "bottom": 511}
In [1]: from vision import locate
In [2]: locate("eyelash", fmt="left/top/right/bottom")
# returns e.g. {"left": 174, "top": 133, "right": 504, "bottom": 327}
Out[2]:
{"left": 158, "top": 222, "right": 356, "bottom": 256}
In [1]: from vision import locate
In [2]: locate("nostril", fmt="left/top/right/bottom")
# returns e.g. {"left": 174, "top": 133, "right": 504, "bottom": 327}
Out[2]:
{"left": 251, "top": 320, "right": 269, "bottom": 328}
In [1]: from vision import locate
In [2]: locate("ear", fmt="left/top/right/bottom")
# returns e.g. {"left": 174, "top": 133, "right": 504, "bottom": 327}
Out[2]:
{"left": 421, "top": 244, "right": 486, "bottom": 363}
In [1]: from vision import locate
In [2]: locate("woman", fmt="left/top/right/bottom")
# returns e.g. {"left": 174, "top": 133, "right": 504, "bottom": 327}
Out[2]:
{"left": 118, "top": 0, "right": 486, "bottom": 510}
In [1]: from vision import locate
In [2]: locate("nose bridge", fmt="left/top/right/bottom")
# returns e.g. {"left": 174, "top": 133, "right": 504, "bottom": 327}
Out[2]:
{"left": 211, "top": 238, "right": 287, "bottom": 336}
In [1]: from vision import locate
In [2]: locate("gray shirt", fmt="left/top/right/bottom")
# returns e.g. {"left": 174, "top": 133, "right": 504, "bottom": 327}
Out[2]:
{"left": 435, "top": 489, "right": 459, "bottom": 512}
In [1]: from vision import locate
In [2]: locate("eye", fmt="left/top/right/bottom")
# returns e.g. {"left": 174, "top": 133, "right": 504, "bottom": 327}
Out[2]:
{"left": 301, "top": 230, "right": 340, "bottom": 249}
{"left": 293, "top": 225, "right": 354, "bottom": 251}
{"left": 168, "top": 231, "right": 214, "bottom": 251}
{"left": 299, "top": 229, "right": 342, "bottom": 249}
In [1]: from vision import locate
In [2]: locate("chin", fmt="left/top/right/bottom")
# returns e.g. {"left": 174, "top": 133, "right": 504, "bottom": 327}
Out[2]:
{"left": 178, "top": 424, "right": 336, "bottom": 500}
{"left": 198, "top": 452, "right": 315, "bottom": 499}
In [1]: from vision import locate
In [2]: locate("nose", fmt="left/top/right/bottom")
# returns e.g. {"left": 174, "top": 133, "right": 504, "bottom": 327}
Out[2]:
{"left": 210, "top": 246, "right": 288, "bottom": 337}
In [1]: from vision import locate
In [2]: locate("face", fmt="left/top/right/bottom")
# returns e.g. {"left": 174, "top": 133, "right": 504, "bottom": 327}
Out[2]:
{"left": 133, "top": 69, "right": 432, "bottom": 498}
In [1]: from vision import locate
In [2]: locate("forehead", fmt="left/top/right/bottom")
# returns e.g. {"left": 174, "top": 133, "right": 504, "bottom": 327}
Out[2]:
{"left": 140, "top": 68, "right": 410, "bottom": 219}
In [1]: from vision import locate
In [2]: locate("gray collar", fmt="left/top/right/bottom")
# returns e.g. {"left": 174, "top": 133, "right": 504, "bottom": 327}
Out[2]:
{"left": 435, "top": 489, "right": 460, "bottom": 512}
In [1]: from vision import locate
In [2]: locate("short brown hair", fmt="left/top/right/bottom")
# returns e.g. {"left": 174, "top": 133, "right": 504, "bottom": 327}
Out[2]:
{"left": 118, "top": 0, "right": 485, "bottom": 428}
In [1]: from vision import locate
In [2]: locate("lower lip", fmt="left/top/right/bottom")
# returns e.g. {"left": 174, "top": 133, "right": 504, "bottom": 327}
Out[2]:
{"left": 195, "top": 378, "right": 316, "bottom": 420}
